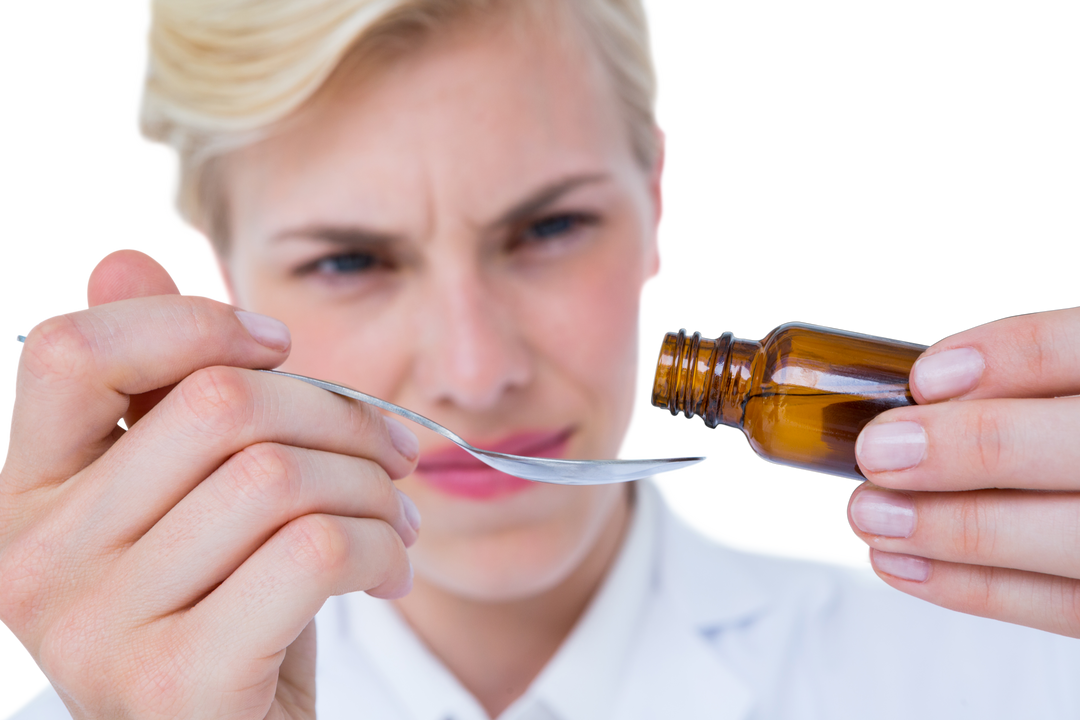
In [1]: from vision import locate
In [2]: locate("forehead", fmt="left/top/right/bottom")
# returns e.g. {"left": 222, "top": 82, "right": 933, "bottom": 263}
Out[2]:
{"left": 226, "top": 9, "right": 633, "bottom": 234}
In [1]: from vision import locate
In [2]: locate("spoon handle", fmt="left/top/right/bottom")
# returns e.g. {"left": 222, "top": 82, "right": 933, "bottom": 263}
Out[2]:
{"left": 260, "top": 369, "right": 470, "bottom": 447}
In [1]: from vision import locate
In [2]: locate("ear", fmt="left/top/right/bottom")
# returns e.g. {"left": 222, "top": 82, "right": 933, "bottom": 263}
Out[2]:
{"left": 200, "top": 234, "right": 240, "bottom": 306}
{"left": 645, "top": 126, "right": 665, "bottom": 278}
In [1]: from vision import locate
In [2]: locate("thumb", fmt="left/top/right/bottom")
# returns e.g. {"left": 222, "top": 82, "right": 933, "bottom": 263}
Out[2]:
{"left": 88, "top": 250, "right": 181, "bottom": 307}
{"left": 86, "top": 251, "right": 186, "bottom": 427}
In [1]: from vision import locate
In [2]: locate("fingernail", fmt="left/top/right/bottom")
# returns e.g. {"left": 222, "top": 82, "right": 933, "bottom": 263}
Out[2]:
{"left": 851, "top": 489, "right": 915, "bottom": 537}
{"left": 384, "top": 417, "right": 419, "bottom": 462}
{"left": 912, "top": 347, "right": 984, "bottom": 402}
{"left": 871, "top": 549, "right": 931, "bottom": 582}
{"left": 397, "top": 489, "right": 422, "bottom": 534}
{"left": 235, "top": 310, "right": 291, "bottom": 352}
{"left": 856, "top": 421, "right": 927, "bottom": 473}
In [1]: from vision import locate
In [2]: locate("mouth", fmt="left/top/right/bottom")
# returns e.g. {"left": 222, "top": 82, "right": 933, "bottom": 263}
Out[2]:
{"left": 415, "top": 428, "right": 574, "bottom": 500}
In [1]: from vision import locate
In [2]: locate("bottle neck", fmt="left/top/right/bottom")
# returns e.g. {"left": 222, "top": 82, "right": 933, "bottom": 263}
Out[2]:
{"left": 652, "top": 329, "right": 759, "bottom": 429}
{"left": 717, "top": 336, "right": 759, "bottom": 428}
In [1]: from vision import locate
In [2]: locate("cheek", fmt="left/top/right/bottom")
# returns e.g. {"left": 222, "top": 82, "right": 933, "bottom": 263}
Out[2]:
{"left": 527, "top": 245, "right": 642, "bottom": 345}
{"left": 282, "top": 308, "right": 405, "bottom": 393}
{"left": 566, "top": 265, "right": 641, "bottom": 393}
{"left": 518, "top": 241, "right": 646, "bottom": 418}
{"left": 229, "top": 261, "right": 414, "bottom": 397}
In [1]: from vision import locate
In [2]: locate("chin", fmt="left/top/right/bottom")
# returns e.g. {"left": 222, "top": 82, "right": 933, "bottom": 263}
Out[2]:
{"left": 408, "top": 483, "right": 626, "bottom": 602}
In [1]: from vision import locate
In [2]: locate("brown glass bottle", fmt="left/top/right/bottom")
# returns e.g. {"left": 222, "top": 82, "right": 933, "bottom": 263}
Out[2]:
{"left": 652, "top": 323, "right": 927, "bottom": 479}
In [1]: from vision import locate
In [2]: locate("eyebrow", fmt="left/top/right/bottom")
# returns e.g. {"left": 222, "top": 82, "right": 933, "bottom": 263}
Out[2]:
{"left": 269, "top": 172, "right": 611, "bottom": 245}
{"left": 492, "top": 173, "right": 610, "bottom": 229}
{"left": 271, "top": 225, "right": 397, "bottom": 247}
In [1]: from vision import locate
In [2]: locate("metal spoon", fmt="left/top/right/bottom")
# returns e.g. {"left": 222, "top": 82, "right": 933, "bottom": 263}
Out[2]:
{"left": 264, "top": 370, "right": 704, "bottom": 485}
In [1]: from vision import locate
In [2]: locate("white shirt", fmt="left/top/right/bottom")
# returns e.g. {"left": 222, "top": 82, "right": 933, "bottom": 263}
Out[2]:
{"left": 13, "top": 482, "right": 1080, "bottom": 719}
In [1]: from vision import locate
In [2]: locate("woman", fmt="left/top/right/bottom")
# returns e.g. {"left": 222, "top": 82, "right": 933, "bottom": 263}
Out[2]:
{"left": 2, "top": 0, "right": 1078, "bottom": 718}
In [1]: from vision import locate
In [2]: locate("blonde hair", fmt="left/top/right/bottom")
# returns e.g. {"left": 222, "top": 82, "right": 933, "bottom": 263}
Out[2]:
{"left": 141, "top": 0, "right": 657, "bottom": 251}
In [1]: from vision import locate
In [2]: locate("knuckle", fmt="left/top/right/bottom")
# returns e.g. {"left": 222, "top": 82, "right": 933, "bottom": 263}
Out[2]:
{"left": 172, "top": 296, "right": 217, "bottom": 345}
{"left": 0, "top": 535, "right": 47, "bottom": 630}
{"left": 220, "top": 443, "right": 304, "bottom": 514}
{"left": 950, "top": 493, "right": 998, "bottom": 559}
{"left": 37, "top": 602, "right": 111, "bottom": 694}
{"left": 954, "top": 564, "right": 1002, "bottom": 618}
{"left": 0, "top": 517, "right": 70, "bottom": 633}
{"left": 281, "top": 515, "right": 350, "bottom": 575}
{"left": 979, "top": 567, "right": 1004, "bottom": 614}
{"left": 20, "top": 316, "right": 93, "bottom": 385}
{"left": 1016, "top": 315, "right": 1056, "bottom": 384}
{"left": 1066, "top": 501, "right": 1080, "bottom": 562}
{"left": 969, "top": 405, "right": 1007, "bottom": 477}
{"left": 176, "top": 366, "right": 255, "bottom": 438}
{"left": 1064, "top": 580, "right": 1080, "bottom": 638}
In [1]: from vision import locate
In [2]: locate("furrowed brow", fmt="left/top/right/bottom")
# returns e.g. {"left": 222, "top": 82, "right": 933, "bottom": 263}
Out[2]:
{"left": 271, "top": 225, "right": 398, "bottom": 248}
{"left": 270, "top": 174, "right": 609, "bottom": 243}
{"left": 491, "top": 173, "right": 609, "bottom": 229}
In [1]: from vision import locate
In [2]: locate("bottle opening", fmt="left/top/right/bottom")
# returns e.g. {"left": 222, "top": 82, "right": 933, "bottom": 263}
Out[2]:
{"left": 651, "top": 330, "right": 684, "bottom": 414}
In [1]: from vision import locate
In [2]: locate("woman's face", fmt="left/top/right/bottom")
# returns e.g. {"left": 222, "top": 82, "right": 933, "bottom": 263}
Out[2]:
{"left": 221, "top": 11, "right": 661, "bottom": 601}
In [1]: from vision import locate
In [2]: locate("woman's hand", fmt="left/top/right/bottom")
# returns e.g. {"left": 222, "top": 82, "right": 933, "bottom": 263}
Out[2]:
{"left": 0, "top": 251, "right": 421, "bottom": 719}
{"left": 849, "top": 307, "right": 1080, "bottom": 637}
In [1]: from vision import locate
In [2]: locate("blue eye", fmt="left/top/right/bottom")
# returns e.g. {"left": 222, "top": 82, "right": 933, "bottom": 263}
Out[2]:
{"left": 526, "top": 215, "right": 579, "bottom": 241}
{"left": 313, "top": 253, "right": 379, "bottom": 274}
{"left": 522, "top": 212, "right": 600, "bottom": 246}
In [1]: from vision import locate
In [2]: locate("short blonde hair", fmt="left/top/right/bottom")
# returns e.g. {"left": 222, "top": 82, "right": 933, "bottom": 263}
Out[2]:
{"left": 141, "top": 0, "right": 658, "bottom": 251}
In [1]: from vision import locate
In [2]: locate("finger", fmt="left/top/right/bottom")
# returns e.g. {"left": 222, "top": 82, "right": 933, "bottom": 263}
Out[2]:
{"left": 8, "top": 295, "right": 291, "bottom": 489}
{"left": 190, "top": 513, "right": 412, "bottom": 681}
{"left": 866, "top": 549, "right": 1080, "bottom": 639}
{"left": 87, "top": 250, "right": 181, "bottom": 306}
{"left": 849, "top": 484, "right": 1080, "bottom": 579}
{"left": 911, "top": 306, "right": 1080, "bottom": 403}
{"left": 855, "top": 396, "right": 1080, "bottom": 491}
{"left": 117, "top": 444, "right": 419, "bottom": 616}
{"left": 64, "top": 366, "right": 419, "bottom": 546}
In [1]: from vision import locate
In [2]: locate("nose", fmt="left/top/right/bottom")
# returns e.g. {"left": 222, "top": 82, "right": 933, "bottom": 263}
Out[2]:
{"left": 413, "top": 263, "right": 532, "bottom": 411}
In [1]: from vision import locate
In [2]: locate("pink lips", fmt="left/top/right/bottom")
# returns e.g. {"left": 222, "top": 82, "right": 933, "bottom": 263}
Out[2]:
{"left": 416, "top": 429, "right": 573, "bottom": 500}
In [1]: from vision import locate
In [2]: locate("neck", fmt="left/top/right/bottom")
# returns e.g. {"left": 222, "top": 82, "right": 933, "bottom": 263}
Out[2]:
{"left": 393, "top": 490, "right": 632, "bottom": 718}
